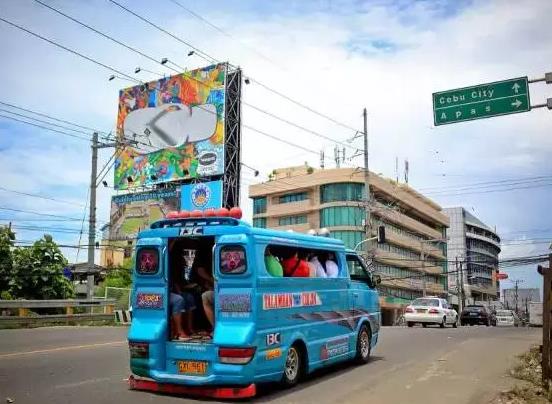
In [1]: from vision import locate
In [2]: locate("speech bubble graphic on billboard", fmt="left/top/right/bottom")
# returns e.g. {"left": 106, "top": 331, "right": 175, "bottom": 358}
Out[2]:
{"left": 114, "top": 63, "right": 226, "bottom": 190}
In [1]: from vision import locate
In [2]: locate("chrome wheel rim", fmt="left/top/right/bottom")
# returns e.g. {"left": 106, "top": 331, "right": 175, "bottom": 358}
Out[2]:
{"left": 285, "top": 347, "right": 299, "bottom": 381}
{"left": 360, "top": 330, "right": 369, "bottom": 358}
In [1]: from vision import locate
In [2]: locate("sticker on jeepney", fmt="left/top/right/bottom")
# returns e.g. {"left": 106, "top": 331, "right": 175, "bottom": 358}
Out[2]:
{"left": 262, "top": 292, "right": 321, "bottom": 310}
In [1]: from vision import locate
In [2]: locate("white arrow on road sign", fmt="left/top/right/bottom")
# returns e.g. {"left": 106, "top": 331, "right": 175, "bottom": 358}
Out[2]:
{"left": 511, "top": 99, "right": 522, "bottom": 108}
{"left": 512, "top": 83, "right": 520, "bottom": 94}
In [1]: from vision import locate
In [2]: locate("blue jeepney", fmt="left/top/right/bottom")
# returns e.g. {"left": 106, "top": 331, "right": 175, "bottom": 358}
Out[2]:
{"left": 128, "top": 216, "right": 380, "bottom": 398}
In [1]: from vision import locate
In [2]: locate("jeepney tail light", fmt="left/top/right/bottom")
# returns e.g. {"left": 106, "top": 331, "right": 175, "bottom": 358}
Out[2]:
{"left": 405, "top": 307, "right": 414, "bottom": 313}
{"left": 218, "top": 347, "right": 256, "bottom": 364}
{"left": 129, "top": 342, "right": 149, "bottom": 359}
{"left": 428, "top": 308, "right": 440, "bottom": 314}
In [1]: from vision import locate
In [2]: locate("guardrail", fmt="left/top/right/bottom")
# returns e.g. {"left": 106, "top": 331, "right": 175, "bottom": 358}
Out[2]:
{"left": 0, "top": 313, "right": 114, "bottom": 328}
{"left": 0, "top": 298, "right": 116, "bottom": 315}
{"left": 0, "top": 299, "right": 117, "bottom": 327}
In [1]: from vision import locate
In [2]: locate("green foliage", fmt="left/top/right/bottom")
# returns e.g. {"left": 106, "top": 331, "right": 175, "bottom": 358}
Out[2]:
{"left": 0, "top": 226, "right": 15, "bottom": 293}
{"left": 105, "top": 265, "right": 132, "bottom": 288}
{"left": 10, "top": 234, "right": 74, "bottom": 300}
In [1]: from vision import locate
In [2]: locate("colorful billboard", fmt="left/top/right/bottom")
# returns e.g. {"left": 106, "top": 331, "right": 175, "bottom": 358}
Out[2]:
{"left": 181, "top": 180, "right": 223, "bottom": 211}
{"left": 109, "top": 188, "right": 180, "bottom": 241}
{"left": 114, "top": 63, "right": 227, "bottom": 190}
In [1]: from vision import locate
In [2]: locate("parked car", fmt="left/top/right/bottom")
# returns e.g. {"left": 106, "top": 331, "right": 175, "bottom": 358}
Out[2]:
{"left": 460, "top": 305, "right": 496, "bottom": 326}
{"left": 495, "top": 309, "right": 520, "bottom": 327}
{"left": 405, "top": 297, "right": 458, "bottom": 328}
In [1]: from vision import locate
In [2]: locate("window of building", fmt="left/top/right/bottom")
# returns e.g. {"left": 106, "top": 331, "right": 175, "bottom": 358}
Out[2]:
{"left": 279, "top": 192, "right": 308, "bottom": 204}
{"left": 329, "top": 230, "right": 364, "bottom": 250}
{"left": 253, "top": 197, "right": 267, "bottom": 214}
{"left": 320, "top": 206, "right": 364, "bottom": 227}
{"left": 320, "top": 183, "right": 364, "bottom": 203}
{"left": 278, "top": 215, "right": 307, "bottom": 226}
{"left": 253, "top": 218, "right": 267, "bottom": 228}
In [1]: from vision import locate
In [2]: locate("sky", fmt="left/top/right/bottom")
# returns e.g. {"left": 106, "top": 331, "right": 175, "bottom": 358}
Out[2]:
{"left": 0, "top": 0, "right": 550, "bottom": 293}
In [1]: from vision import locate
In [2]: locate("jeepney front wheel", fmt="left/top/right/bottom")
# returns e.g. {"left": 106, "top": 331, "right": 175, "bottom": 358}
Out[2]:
{"left": 281, "top": 344, "right": 303, "bottom": 387}
{"left": 355, "top": 324, "right": 371, "bottom": 364}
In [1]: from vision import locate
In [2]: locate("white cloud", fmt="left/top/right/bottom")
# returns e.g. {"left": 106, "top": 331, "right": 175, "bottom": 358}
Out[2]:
{"left": 0, "top": 0, "right": 551, "bottom": 263}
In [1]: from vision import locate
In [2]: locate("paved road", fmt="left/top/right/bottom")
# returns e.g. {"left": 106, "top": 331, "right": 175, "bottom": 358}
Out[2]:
{"left": 0, "top": 326, "right": 539, "bottom": 404}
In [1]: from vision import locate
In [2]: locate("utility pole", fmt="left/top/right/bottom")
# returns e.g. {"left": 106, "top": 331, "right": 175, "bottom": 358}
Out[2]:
{"left": 87, "top": 132, "right": 98, "bottom": 299}
{"left": 456, "top": 257, "right": 463, "bottom": 313}
{"left": 86, "top": 134, "right": 135, "bottom": 299}
{"left": 460, "top": 259, "right": 466, "bottom": 308}
{"left": 363, "top": 108, "right": 371, "bottom": 253}
{"left": 421, "top": 242, "right": 426, "bottom": 296}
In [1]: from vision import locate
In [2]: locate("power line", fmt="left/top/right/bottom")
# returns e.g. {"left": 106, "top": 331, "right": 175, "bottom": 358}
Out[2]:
{"left": 31, "top": 1, "right": 348, "bottom": 152}
{"left": 0, "top": 113, "right": 92, "bottom": 141}
{"left": 107, "top": 0, "right": 216, "bottom": 64}
{"left": 0, "top": 206, "right": 107, "bottom": 223}
{"left": 32, "top": 0, "right": 180, "bottom": 75}
{"left": 0, "top": 100, "right": 110, "bottom": 136}
{"left": 0, "top": 186, "right": 85, "bottom": 207}
{"left": 166, "top": 0, "right": 283, "bottom": 69}
{"left": 0, "top": 16, "right": 141, "bottom": 84}
{"left": 105, "top": 0, "right": 362, "bottom": 134}
{"left": 0, "top": 108, "right": 95, "bottom": 137}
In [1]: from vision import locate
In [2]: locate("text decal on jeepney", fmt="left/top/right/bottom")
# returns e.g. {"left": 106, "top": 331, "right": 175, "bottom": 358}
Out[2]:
{"left": 262, "top": 292, "right": 321, "bottom": 310}
{"left": 136, "top": 293, "right": 164, "bottom": 309}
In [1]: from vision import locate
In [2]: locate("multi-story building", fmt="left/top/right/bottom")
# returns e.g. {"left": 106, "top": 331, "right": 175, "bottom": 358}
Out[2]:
{"left": 249, "top": 166, "right": 450, "bottom": 324}
{"left": 443, "top": 207, "right": 501, "bottom": 302}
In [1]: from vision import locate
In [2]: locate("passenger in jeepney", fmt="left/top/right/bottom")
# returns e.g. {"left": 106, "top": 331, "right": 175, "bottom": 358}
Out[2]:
{"left": 191, "top": 249, "right": 215, "bottom": 335}
{"left": 169, "top": 240, "right": 197, "bottom": 339}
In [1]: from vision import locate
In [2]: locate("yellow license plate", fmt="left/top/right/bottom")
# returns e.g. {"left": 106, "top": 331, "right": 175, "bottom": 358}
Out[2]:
{"left": 178, "top": 361, "right": 207, "bottom": 375}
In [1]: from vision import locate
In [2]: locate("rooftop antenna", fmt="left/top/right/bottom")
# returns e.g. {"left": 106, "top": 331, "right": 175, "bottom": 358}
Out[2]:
{"left": 395, "top": 156, "right": 399, "bottom": 183}
{"left": 404, "top": 159, "right": 409, "bottom": 184}
{"left": 320, "top": 150, "right": 325, "bottom": 169}
{"left": 334, "top": 145, "right": 341, "bottom": 168}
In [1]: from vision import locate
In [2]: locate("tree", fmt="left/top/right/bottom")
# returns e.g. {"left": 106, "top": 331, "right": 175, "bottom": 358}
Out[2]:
{"left": 11, "top": 234, "right": 74, "bottom": 299}
{"left": 0, "top": 226, "right": 15, "bottom": 295}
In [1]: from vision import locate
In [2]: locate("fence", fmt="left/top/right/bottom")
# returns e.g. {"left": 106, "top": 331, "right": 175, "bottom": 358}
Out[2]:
{"left": 0, "top": 299, "right": 117, "bottom": 328}
{"left": 540, "top": 254, "right": 552, "bottom": 389}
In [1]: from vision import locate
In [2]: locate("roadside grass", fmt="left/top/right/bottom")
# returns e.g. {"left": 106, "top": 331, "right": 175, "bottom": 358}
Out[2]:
{"left": 494, "top": 345, "right": 552, "bottom": 404}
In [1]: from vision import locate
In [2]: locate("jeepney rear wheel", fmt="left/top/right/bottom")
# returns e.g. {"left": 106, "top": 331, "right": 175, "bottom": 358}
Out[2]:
{"left": 355, "top": 324, "right": 371, "bottom": 364}
{"left": 281, "top": 344, "right": 302, "bottom": 387}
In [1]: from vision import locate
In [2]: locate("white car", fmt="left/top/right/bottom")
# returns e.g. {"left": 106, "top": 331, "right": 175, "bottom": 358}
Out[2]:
{"left": 495, "top": 309, "right": 520, "bottom": 327}
{"left": 405, "top": 297, "right": 458, "bottom": 328}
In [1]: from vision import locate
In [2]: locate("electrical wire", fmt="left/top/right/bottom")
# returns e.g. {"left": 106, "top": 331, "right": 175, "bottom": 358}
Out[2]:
{"left": 0, "top": 186, "right": 85, "bottom": 207}
{"left": 0, "top": 16, "right": 141, "bottom": 84}
{"left": 0, "top": 113, "right": 92, "bottom": 141}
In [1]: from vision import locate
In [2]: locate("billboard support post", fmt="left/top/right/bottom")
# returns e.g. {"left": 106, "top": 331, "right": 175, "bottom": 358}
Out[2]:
{"left": 222, "top": 64, "right": 242, "bottom": 208}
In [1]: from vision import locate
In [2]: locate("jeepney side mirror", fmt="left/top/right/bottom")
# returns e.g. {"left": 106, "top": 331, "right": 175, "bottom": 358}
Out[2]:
{"left": 372, "top": 274, "right": 381, "bottom": 286}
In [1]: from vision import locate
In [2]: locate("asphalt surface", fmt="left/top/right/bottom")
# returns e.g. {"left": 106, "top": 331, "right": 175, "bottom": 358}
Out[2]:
{"left": 0, "top": 325, "right": 540, "bottom": 404}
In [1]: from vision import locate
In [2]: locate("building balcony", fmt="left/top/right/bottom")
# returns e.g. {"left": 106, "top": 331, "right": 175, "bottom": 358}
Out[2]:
{"left": 375, "top": 250, "right": 443, "bottom": 275}
{"left": 466, "top": 232, "right": 501, "bottom": 250}
{"left": 382, "top": 230, "right": 446, "bottom": 260}
{"left": 372, "top": 203, "right": 443, "bottom": 240}
{"left": 380, "top": 276, "right": 445, "bottom": 295}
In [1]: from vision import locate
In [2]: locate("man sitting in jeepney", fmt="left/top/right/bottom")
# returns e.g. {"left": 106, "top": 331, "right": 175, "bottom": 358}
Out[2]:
{"left": 282, "top": 250, "right": 310, "bottom": 277}
{"left": 169, "top": 242, "right": 197, "bottom": 339}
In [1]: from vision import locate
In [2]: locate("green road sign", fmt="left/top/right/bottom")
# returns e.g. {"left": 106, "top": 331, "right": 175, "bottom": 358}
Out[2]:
{"left": 433, "top": 77, "right": 530, "bottom": 126}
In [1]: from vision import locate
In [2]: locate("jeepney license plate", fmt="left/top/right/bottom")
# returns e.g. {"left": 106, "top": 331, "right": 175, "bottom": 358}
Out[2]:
{"left": 178, "top": 360, "right": 207, "bottom": 375}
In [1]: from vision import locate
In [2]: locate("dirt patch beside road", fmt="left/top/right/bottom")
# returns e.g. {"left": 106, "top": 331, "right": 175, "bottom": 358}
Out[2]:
{"left": 491, "top": 346, "right": 552, "bottom": 404}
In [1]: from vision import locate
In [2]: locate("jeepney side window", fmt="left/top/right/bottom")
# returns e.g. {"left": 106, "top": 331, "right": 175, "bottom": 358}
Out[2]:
{"left": 346, "top": 254, "right": 374, "bottom": 287}
{"left": 220, "top": 245, "right": 247, "bottom": 274}
{"left": 136, "top": 248, "right": 159, "bottom": 275}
